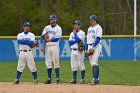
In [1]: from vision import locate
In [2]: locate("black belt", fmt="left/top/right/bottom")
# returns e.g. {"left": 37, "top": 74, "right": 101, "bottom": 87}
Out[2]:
{"left": 72, "top": 48, "right": 78, "bottom": 50}
{"left": 88, "top": 44, "right": 93, "bottom": 45}
{"left": 88, "top": 43, "right": 101, "bottom": 45}
{"left": 20, "top": 50, "right": 31, "bottom": 52}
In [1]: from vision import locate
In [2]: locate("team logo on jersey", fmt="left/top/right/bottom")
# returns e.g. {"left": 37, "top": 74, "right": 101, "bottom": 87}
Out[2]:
{"left": 23, "top": 38, "right": 30, "bottom": 40}
{"left": 88, "top": 30, "right": 95, "bottom": 34}
{"left": 47, "top": 31, "right": 55, "bottom": 34}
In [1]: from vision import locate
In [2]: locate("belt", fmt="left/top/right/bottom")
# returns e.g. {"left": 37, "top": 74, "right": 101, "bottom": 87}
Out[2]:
{"left": 88, "top": 44, "right": 93, "bottom": 45}
{"left": 88, "top": 43, "right": 101, "bottom": 45}
{"left": 20, "top": 50, "right": 31, "bottom": 52}
{"left": 72, "top": 48, "right": 78, "bottom": 50}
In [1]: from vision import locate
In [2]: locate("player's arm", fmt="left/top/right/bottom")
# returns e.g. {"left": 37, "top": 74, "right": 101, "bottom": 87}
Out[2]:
{"left": 24, "top": 40, "right": 34, "bottom": 45}
{"left": 50, "top": 38, "right": 60, "bottom": 42}
{"left": 24, "top": 34, "right": 35, "bottom": 46}
{"left": 29, "top": 34, "right": 39, "bottom": 48}
{"left": 40, "top": 26, "right": 49, "bottom": 44}
{"left": 42, "top": 35, "right": 60, "bottom": 46}
{"left": 40, "top": 26, "right": 50, "bottom": 43}
{"left": 17, "top": 38, "right": 35, "bottom": 46}
{"left": 40, "top": 34, "right": 45, "bottom": 44}
{"left": 69, "top": 33, "right": 82, "bottom": 45}
{"left": 46, "top": 36, "right": 60, "bottom": 42}
{"left": 40, "top": 29, "right": 47, "bottom": 52}
{"left": 85, "top": 44, "right": 88, "bottom": 50}
{"left": 17, "top": 33, "right": 34, "bottom": 45}
{"left": 69, "top": 33, "right": 76, "bottom": 45}
{"left": 40, "top": 26, "right": 50, "bottom": 42}
{"left": 39, "top": 35, "right": 45, "bottom": 52}
{"left": 50, "top": 36, "right": 61, "bottom": 42}
{"left": 68, "top": 35, "right": 81, "bottom": 45}
{"left": 49, "top": 27, "right": 62, "bottom": 42}
{"left": 93, "top": 37, "right": 101, "bottom": 47}
{"left": 69, "top": 40, "right": 76, "bottom": 45}
{"left": 17, "top": 39, "right": 29, "bottom": 44}
{"left": 93, "top": 26, "right": 102, "bottom": 47}
{"left": 49, "top": 32, "right": 61, "bottom": 42}
{"left": 17, "top": 34, "right": 28, "bottom": 44}
{"left": 74, "top": 33, "right": 81, "bottom": 43}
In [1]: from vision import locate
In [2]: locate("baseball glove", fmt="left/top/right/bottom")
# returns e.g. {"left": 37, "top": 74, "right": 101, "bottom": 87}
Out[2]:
{"left": 44, "top": 32, "right": 49, "bottom": 42}
{"left": 30, "top": 41, "right": 38, "bottom": 48}
{"left": 85, "top": 48, "right": 94, "bottom": 57}
{"left": 78, "top": 41, "right": 84, "bottom": 52}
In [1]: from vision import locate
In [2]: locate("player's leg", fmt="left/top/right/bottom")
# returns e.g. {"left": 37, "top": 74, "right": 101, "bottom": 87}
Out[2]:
{"left": 77, "top": 52, "right": 85, "bottom": 84}
{"left": 70, "top": 50, "right": 78, "bottom": 84}
{"left": 45, "top": 46, "right": 53, "bottom": 84}
{"left": 26, "top": 52, "right": 38, "bottom": 84}
{"left": 90, "top": 44, "right": 102, "bottom": 85}
{"left": 52, "top": 46, "right": 60, "bottom": 83}
{"left": 14, "top": 52, "right": 26, "bottom": 84}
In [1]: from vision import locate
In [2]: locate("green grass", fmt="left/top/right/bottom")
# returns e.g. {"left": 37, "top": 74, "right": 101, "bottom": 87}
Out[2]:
{"left": 0, "top": 60, "right": 140, "bottom": 85}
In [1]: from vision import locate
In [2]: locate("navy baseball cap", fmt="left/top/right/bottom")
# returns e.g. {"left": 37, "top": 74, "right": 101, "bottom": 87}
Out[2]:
{"left": 23, "top": 22, "right": 31, "bottom": 26}
{"left": 73, "top": 20, "right": 81, "bottom": 26}
{"left": 49, "top": 14, "right": 57, "bottom": 20}
{"left": 89, "top": 15, "right": 97, "bottom": 20}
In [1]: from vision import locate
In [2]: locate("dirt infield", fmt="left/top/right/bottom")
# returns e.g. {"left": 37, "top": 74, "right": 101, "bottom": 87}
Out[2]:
{"left": 0, "top": 82, "right": 140, "bottom": 93}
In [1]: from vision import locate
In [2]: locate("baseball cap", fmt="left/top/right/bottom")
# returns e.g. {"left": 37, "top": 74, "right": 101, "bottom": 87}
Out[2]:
{"left": 49, "top": 14, "right": 57, "bottom": 20}
{"left": 73, "top": 20, "right": 81, "bottom": 26}
{"left": 88, "top": 15, "right": 97, "bottom": 20}
{"left": 23, "top": 22, "right": 31, "bottom": 26}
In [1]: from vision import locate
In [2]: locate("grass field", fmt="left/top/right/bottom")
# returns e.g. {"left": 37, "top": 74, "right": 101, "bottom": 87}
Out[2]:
{"left": 0, "top": 60, "right": 140, "bottom": 85}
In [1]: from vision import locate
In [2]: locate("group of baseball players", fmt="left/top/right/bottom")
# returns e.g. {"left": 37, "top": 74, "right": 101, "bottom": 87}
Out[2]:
{"left": 14, "top": 14, "right": 102, "bottom": 85}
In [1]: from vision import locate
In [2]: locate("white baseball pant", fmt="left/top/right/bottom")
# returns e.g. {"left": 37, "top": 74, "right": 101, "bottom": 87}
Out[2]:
{"left": 71, "top": 50, "right": 85, "bottom": 71}
{"left": 17, "top": 51, "right": 37, "bottom": 72}
{"left": 88, "top": 44, "right": 102, "bottom": 66}
{"left": 45, "top": 45, "right": 60, "bottom": 69}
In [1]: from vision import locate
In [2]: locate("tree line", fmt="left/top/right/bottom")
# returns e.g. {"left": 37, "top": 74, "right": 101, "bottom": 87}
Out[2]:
{"left": 0, "top": 0, "right": 139, "bottom": 36}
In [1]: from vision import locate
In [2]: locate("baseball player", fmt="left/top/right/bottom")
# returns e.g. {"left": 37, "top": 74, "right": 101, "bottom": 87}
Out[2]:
{"left": 69, "top": 20, "right": 85, "bottom": 84}
{"left": 86, "top": 15, "right": 102, "bottom": 85}
{"left": 40, "top": 14, "right": 62, "bottom": 84}
{"left": 14, "top": 22, "right": 38, "bottom": 84}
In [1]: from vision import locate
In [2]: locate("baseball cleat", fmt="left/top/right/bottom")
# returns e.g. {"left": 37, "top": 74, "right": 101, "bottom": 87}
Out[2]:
{"left": 56, "top": 79, "right": 61, "bottom": 84}
{"left": 80, "top": 79, "right": 85, "bottom": 84}
{"left": 14, "top": 79, "right": 19, "bottom": 84}
{"left": 45, "top": 79, "right": 52, "bottom": 84}
{"left": 34, "top": 79, "right": 38, "bottom": 84}
{"left": 91, "top": 80, "right": 99, "bottom": 85}
{"left": 70, "top": 80, "right": 77, "bottom": 84}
